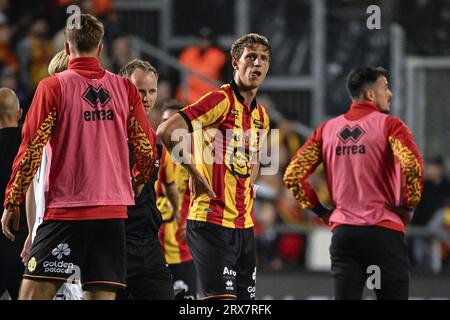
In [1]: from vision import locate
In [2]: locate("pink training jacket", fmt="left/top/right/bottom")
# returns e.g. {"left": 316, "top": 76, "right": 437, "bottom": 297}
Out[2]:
{"left": 46, "top": 70, "right": 134, "bottom": 207}
{"left": 284, "top": 101, "right": 424, "bottom": 233}
{"left": 4, "top": 57, "right": 156, "bottom": 220}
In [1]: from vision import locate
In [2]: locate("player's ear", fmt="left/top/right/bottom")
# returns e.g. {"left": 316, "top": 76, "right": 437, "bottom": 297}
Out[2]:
{"left": 97, "top": 42, "right": 103, "bottom": 57}
{"left": 64, "top": 41, "right": 70, "bottom": 56}
{"left": 232, "top": 58, "right": 238, "bottom": 71}
{"left": 17, "top": 108, "right": 23, "bottom": 121}
{"left": 363, "top": 87, "right": 375, "bottom": 102}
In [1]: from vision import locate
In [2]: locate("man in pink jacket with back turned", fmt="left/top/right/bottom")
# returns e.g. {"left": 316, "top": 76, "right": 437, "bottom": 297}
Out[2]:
{"left": 1, "top": 14, "right": 156, "bottom": 300}
{"left": 284, "top": 66, "right": 423, "bottom": 300}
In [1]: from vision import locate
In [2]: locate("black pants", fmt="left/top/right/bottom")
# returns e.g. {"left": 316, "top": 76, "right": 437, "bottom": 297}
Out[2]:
{"left": 0, "top": 233, "right": 26, "bottom": 299}
{"left": 330, "top": 225, "right": 409, "bottom": 300}
{"left": 120, "top": 236, "right": 174, "bottom": 300}
{"left": 169, "top": 260, "right": 197, "bottom": 299}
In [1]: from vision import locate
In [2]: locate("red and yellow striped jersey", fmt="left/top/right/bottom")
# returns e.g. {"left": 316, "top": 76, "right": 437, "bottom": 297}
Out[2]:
{"left": 155, "top": 147, "right": 176, "bottom": 216}
{"left": 179, "top": 80, "right": 270, "bottom": 229}
{"left": 158, "top": 159, "right": 192, "bottom": 264}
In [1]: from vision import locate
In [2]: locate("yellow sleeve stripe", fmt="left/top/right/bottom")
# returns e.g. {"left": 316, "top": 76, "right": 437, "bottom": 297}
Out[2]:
{"left": 6, "top": 111, "right": 56, "bottom": 210}
{"left": 389, "top": 136, "right": 423, "bottom": 208}
{"left": 283, "top": 141, "right": 321, "bottom": 209}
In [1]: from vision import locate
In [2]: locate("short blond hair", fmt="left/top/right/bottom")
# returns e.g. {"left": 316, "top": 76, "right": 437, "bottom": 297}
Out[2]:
{"left": 65, "top": 13, "right": 104, "bottom": 53}
{"left": 48, "top": 50, "right": 69, "bottom": 75}
{"left": 230, "top": 33, "right": 271, "bottom": 61}
{"left": 120, "top": 59, "right": 158, "bottom": 80}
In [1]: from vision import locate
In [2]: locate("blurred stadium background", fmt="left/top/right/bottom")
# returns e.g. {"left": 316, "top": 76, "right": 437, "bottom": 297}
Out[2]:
{"left": 1, "top": 0, "right": 449, "bottom": 299}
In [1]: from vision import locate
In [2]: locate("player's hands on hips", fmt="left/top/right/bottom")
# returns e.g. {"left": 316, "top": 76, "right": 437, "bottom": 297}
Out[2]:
{"left": 385, "top": 204, "right": 413, "bottom": 225}
{"left": 189, "top": 173, "right": 216, "bottom": 199}
{"left": 173, "top": 207, "right": 186, "bottom": 242}
{"left": 1, "top": 207, "right": 20, "bottom": 241}
{"left": 176, "top": 221, "right": 187, "bottom": 242}
{"left": 21, "top": 233, "right": 32, "bottom": 264}
{"left": 133, "top": 182, "right": 145, "bottom": 199}
{"left": 174, "top": 208, "right": 181, "bottom": 224}
{"left": 321, "top": 211, "right": 332, "bottom": 225}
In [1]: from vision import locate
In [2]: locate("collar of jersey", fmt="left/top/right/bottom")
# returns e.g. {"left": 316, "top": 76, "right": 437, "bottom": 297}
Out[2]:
{"left": 229, "top": 79, "right": 258, "bottom": 111}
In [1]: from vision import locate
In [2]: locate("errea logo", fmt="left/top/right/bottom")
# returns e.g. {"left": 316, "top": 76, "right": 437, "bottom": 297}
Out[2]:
{"left": 52, "top": 243, "right": 71, "bottom": 260}
{"left": 338, "top": 125, "right": 365, "bottom": 143}
{"left": 173, "top": 280, "right": 189, "bottom": 292}
{"left": 83, "top": 85, "right": 111, "bottom": 109}
{"left": 225, "top": 280, "right": 234, "bottom": 291}
{"left": 82, "top": 85, "right": 114, "bottom": 122}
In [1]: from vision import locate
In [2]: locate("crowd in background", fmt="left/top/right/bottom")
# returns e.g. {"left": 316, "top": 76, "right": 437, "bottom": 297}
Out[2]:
{"left": 1, "top": 0, "right": 449, "bottom": 275}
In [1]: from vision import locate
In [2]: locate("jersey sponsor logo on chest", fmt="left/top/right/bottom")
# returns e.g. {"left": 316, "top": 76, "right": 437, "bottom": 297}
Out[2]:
{"left": 336, "top": 124, "right": 366, "bottom": 156}
{"left": 253, "top": 118, "right": 263, "bottom": 129}
{"left": 82, "top": 84, "right": 115, "bottom": 122}
{"left": 338, "top": 125, "right": 365, "bottom": 143}
{"left": 230, "top": 109, "right": 263, "bottom": 129}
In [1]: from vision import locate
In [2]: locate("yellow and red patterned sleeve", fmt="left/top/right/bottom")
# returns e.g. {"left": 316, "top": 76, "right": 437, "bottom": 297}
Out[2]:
{"left": 4, "top": 77, "right": 58, "bottom": 210}
{"left": 125, "top": 78, "right": 156, "bottom": 185}
{"left": 178, "top": 90, "right": 230, "bottom": 132}
{"left": 385, "top": 116, "right": 424, "bottom": 208}
{"left": 283, "top": 122, "right": 326, "bottom": 210}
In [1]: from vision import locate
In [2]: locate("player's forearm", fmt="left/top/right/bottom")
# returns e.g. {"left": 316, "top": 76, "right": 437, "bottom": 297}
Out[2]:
{"left": 157, "top": 119, "right": 180, "bottom": 156}
{"left": 157, "top": 115, "right": 202, "bottom": 179}
{"left": 251, "top": 162, "right": 260, "bottom": 185}
{"left": 164, "top": 182, "right": 180, "bottom": 214}
{"left": 25, "top": 184, "right": 36, "bottom": 234}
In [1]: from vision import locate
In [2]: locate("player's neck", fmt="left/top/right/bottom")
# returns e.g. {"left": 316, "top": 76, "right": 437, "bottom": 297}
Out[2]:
{"left": 0, "top": 118, "right": 18, "bottom": 129}
{"left": 352, "top": 99, "right": 379, "bottom": 109}
{"left": 69, "top": 53, "right": 98, "bottom": 60}
{"left": 234, "top": 81, "right": 258, "bottom": 107}
{"left": 241, "top": 89, "right": 258, "bottom": 108}
{"left": 69, "top": 47, "right": 99, "bottom": 60}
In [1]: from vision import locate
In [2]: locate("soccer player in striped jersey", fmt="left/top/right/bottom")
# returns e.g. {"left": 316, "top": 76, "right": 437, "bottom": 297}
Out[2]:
{"left": 158, "top": 33, "right": 271, "bottom": 300}
{"left": 284, "top": 66, "right": 424, "bottom": 299}
{"left": 157, "top": 101, "right": 197, "bottom": 300}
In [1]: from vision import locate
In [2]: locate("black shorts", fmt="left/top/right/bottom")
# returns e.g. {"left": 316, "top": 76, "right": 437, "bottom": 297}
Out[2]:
{"left": 24, "top": 219, "right": 126, "bottom": 291}
{"left": 330, "top": 225, "right": 410, "bottom": 300}
{"left": 120, "top": 235, "right": 174, "bottom": 300}
{"left": 169, "top": 260, "right": 197, "bottom": 299}
{"left": 0, "top": 232, "right": 27, "bottom": 299}
{"left": 186, "top": 220, "right": 256, "bottom": 300}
